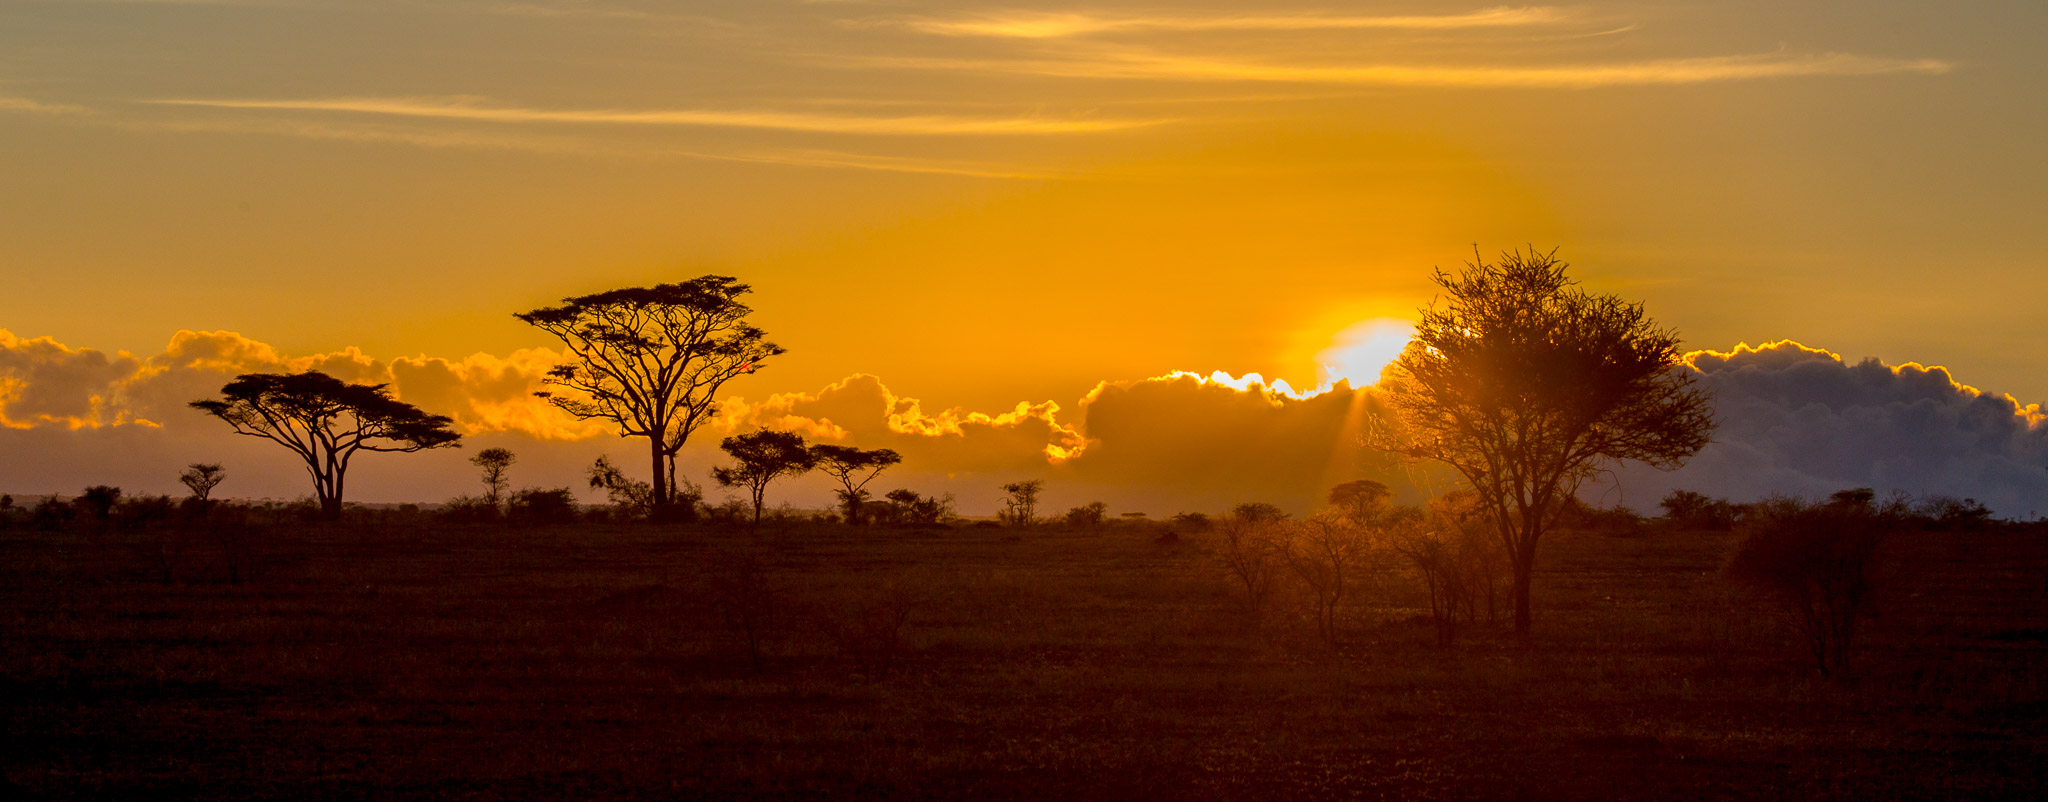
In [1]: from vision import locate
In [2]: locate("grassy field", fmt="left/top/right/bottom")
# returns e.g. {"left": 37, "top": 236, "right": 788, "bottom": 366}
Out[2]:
{"left": 5, "top": 513, "right": 2047, "bottom": 799}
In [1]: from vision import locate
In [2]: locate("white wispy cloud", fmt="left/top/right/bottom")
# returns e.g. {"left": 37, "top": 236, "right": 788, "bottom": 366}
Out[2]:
{"left": 889, "top": 6, "right": 1571, "bottom": 38}
{"left": 0, "top": 96, "right": 90, "bottom": 115}
{"left": 852, "top": 49, "right": 1954, "bottom": 88}
{"left": 144, "top": 96, "right": 1163, "bottom": 134}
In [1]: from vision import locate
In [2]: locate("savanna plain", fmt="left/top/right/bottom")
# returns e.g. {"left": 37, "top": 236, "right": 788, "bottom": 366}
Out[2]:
{"left": 6, "top": 505, "right": 2047, "bottom": 799}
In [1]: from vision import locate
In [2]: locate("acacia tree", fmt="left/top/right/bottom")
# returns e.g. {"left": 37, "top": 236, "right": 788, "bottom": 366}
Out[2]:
{"left": 470, "top": 447, "right": 516, "bottom": 510}
{"left": 1376, "top": 248, "right": 1714, "bottom": 637}
{"left": 516, "top": 276, "right": 783, "bottom": 508}
{"left": 191, "top": 371, "right": 461, "bottom": 520}
{"left": 179, "top": 463, "right": 226, "bottom": 509}
{"left": 811, "top": 445, "right": 902, "bottom": 525}
{"left": 712, "top": 429, "right": 817, "bottom": 527}
{"left": 998, "top": 480, "right": 1043, "bottom": 526}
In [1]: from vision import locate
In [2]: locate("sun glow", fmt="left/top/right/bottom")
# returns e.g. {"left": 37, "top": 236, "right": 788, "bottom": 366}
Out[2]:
{"left": 1317, "top": 319, "right": 1416, "bottom": 388}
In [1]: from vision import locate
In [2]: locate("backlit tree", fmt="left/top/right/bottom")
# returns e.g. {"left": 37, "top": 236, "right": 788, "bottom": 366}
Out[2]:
{"left": 1375, "top": 248, "right": 1714, "bottom": 637}
{"left": 516, "top": 276, "right": 782, "bottom": 509}
{"left": 191, "top": 371, "right": 461, "bottom": 520}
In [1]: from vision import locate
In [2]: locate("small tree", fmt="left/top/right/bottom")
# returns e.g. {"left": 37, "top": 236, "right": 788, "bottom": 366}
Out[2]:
{"left": 1278, "top": 513, "right": 1377, "bottom": 646}
{"left": 516, "top": 276, "right": 783, "bottom": 509}
{"left": 1329, "top": 479, "right": 1393, "bottom": 526}
{"left": 179, "top": 464, "right": 226, "bottom": 512}
{"left": 76, "top": 486, "right": 122, "bottom": 531}
{"left": 998, "top": 480, "right": 1043, "bottom": 526}
{"left": 1375, "top": 248, "right": 1715, "bottom": 637}
{"left": 712, "top": 430, "right": 817, "bottom": 527}
{"left": 1728, "top": 497, "right": 1902, "bottom": 678}
{"left": 811, "top": 445, "right": 902, "bottom": 525}
{"left": 191, "top": 371, "right": 461, "bottom": 520}
{"left": 470, "top": 448, "right": 516, "bottom": 511}
{"left": 1214, "top": 504, "right": 1285, "bottom": 617}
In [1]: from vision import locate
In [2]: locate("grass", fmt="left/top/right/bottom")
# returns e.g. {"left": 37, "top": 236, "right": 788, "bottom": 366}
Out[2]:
{"left": 4, "top": 514, "right": 2046, "bottom": 799}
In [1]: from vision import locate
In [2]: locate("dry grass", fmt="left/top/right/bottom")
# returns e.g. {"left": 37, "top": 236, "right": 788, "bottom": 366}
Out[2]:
{"left": 4, "top": 516, "right": 2046, "bottom": 799}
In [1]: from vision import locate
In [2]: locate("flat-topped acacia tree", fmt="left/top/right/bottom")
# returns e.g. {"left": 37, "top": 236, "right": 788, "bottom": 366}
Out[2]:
{"left": 516, "top": 276, "right": 783, "bottom": 509}
{"left": 191, "top": 371, "right": 461, "bottom": 520}
{"left": 811, "top": 445, "right": 902, "bottom": 525}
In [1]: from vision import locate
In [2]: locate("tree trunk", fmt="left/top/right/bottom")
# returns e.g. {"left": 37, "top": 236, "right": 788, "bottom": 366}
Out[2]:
{"left": 649, "top": 441, "right": 670, "bottom": 506}
{"left": 1512, "top": 567, "right": 1532, "bottom": 639}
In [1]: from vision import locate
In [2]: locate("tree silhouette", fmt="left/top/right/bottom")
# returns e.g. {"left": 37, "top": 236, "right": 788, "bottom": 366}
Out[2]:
{"left": 1376, "top": 248, "right": 1714, "bottom": 638}
{"left": 470, "top": 447, "right": 516, "bottom": 511}
{"left": 811, "top": 445, "right": 902, "bottom": 525}
{"left": 998, "top": 480, "right": 1043, "bottom": 526}
{"left": 191, "top": 371, "right": 462, "bottom": 520}
{"left": 712, "top": 429, "right": 817, "bottom": 527}
{"left": 1328, "top": 479, "right": 1393, "bottom": 525}
{"left": 515, "top": 276, "right": 783, "bottom": 509}
{"left": 179, "top": 463, "right": 226, "bottom": 510}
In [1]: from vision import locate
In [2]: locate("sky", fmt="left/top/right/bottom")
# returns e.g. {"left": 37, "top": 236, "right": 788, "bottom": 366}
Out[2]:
{"left": 2, "top": 1, "right": 2045, "bottom": 516}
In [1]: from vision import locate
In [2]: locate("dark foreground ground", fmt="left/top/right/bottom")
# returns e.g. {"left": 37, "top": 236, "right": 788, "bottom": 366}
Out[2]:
{"left": 4, "top": 514, "right": 2046, "bottom": 799}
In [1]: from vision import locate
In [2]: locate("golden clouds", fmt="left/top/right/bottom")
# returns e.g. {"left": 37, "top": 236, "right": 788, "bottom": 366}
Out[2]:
{"left": 147, "top": 97, "right": 1163, "bottom": 136}
{"left": 0, "top": 328, "right": 602, "bottom": 440}
{"left": 892, "top": 7, "right": 1570, "bottom": 39}
{"left": 710, "top": 373, "right": 1090, "bottom": 470}
{"left": 856, "top": 50, "right": 1951, "bottom": 89}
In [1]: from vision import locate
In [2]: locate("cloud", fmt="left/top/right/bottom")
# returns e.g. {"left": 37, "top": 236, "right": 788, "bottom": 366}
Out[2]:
{"left": 6, "top": 330, "right": 2042, "bottom": 518}
{"left": 0, "top": 96, "right": 89, "bottom": 115}
{"left": 1595, "top": 341, "right": 2048, "bottom": 518}
{"left": 145, "top": 96, "right": 1165, "bottom": 135}
{"left": 853, "top": 49, "right": 1953, "bottom": 88}
{"left": 0, "top": 328, "right": 596, "bottom": 440}
{"left": 888, "top": 7, "right": 1571, "bottom": 38}
{"left": 710, "top": 373, "right": 1087, "bottom": 472}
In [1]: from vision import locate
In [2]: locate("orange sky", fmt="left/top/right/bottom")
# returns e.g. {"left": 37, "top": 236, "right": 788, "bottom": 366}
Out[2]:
{"left": 2, "top": 2, "right": 2045, "bottom": 513}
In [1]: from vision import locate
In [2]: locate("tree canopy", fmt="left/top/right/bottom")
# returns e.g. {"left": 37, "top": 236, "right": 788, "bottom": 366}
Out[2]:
{"left": 712, "top": 429, "right": 817, "bottom": 527}
{"left": 811, "top": 444, "right": 902, "bottom": 525}
{"left": 1376, "top": 247, "right": 1714, "bottom": 636}
{"left": 515, "top": 276, "right": 783, "bottom": 508}
{"left": 191, "top": 371, "right": 461, "bottom": 519}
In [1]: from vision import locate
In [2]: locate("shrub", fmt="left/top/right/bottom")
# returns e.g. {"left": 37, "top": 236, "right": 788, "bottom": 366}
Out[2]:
{"left": 1275, "top": 512, "right": 1379, "bottom": 646}
{"left": 1391, "top": 490, "right": 1510, "bottom": 645}
{"left": 1659, "top": 489, "right": 1739, "bottom": 530}
{"left": 1064, "top": 501, "right": 1108, "bottom": 527}
{"left": 75, "top": 485, "right": 122, "bottom": 529}
{"left": 1213, "top": 506, "right": 1286, "bottom": 618}
{"left": 1230, "top": 502, "right": 1289, "bottom": 523}
{"left": 1170, "top": 512, "right": 1211, "bottom": 531}
{"left": 1727, "top": 496, "right": 1902, "bottom": 678}
{"left": 32, "top": 498, "right": 74, "bottom": 532}
{"left": 441, "top": 495, "right": 501, "bottom": 524}
{"left": 811, "top": 574, "right": 925, "bottom": 681}
{"left": 1914, "top": 495, "right": 1993, "bottom": 530}
{"left": 508, "top": 488, "right": 579, "bottom": 525}
{"left": 885, "top": 489, "right": 953, "bottom": 526}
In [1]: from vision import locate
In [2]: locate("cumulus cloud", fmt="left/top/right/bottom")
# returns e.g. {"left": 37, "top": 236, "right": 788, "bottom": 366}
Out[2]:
{"left": 1594, "top": 341, "right": 2048, "bottom": 518}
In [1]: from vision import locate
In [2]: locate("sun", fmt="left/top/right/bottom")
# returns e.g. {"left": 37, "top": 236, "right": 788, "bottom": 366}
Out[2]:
{"left": 1316, "top": 318, "right": 1416, "bottom": 388}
